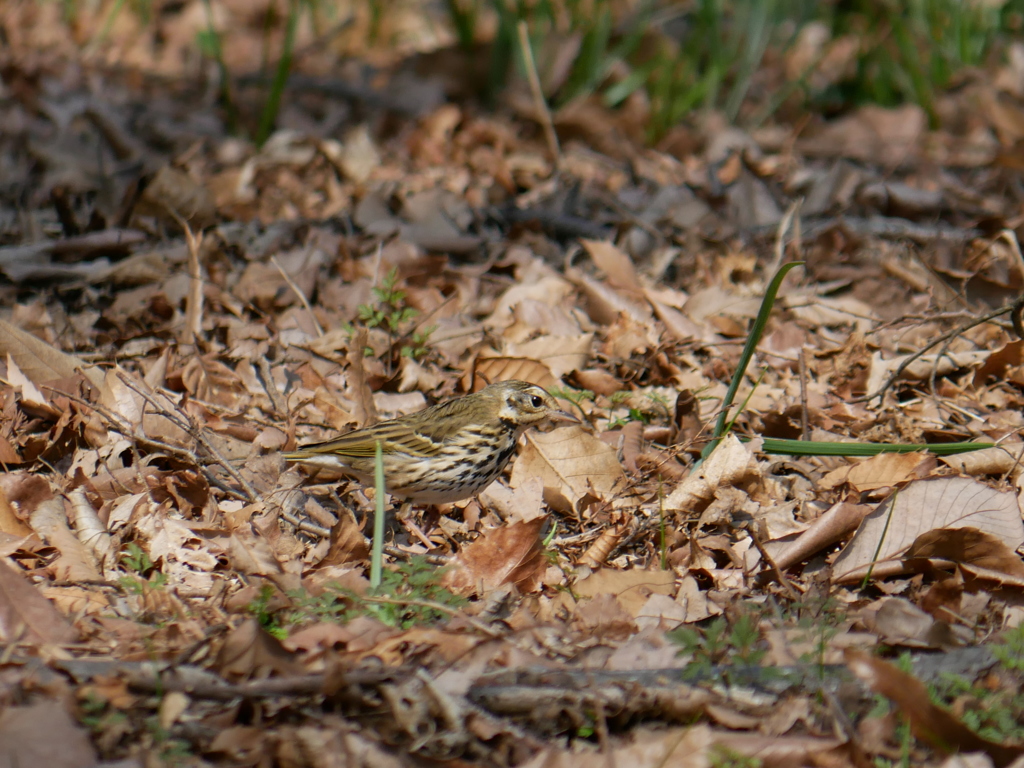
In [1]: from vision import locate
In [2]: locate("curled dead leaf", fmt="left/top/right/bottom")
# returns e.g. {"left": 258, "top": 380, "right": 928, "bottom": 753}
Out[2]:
{"left": 510, "top": 425, "right": 627, "bottom": 514}
{"left": 442, "top": 518, "right": 547, "bottom": 597}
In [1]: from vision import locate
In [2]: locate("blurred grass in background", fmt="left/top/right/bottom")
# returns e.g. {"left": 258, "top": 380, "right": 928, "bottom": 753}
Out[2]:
{"left": 59, "top": 0, "right": 1024, "bottom": 144}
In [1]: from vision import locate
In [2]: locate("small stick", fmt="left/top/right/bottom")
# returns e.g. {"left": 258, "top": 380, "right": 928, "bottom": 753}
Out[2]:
{"left": 851, "top": 304, "right": 1012, "bottom": 404}
{"left": 749, "top": 526, "right": 802, "bottom": 600}
{"left": 182, "top": 222, "right": 205, "bottom": 347}
{"left": 799, "top": 346, "right": 810, "bottom": 442}
{"left": 271, "top": 252, "right": 324, "bottom": 338}
{"left": 42, "top": 384, "right": 250, "bottom": 500}
{"left": 517, "top": 21, "right": 560, "bottom": 164}
{"left": 115, "top": 373, "right": 260, "bottom": 502}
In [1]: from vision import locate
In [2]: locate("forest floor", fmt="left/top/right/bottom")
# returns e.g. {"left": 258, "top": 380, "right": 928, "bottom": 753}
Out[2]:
{"left": 2, "top": 3, "right": 1024, "bottom": 767}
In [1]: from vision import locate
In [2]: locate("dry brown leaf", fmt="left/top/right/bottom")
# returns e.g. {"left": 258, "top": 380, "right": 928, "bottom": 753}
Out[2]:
{"left": 577, "top": 522, "right": 629, "bottom": 568}
{"left": 863, "top": 596, "right": 969, "bottom": 650}
{"left": 208, "top": 726, "right": 269, "bottom": 762}
{"left": 846, "top": 648, "right": 1024, "bottom": 767}
{"left": 30, "top": 497, "right": 103, "bottom": 583}
{"left": 649, "top": 294, "right": 702, "bottom": 342}
{"left": 820, "top": 451, "right": 935, "bottom": 492}
{"left": 520, "top": 724, "right": 713, "bottom": 768}
{"left": 504, "top": 334, "right": 593, "bottom": 380}
{"left": 580, "top": 238, "right": 642, "bottom": 293}
{"left": 324, "top": 124, "right": 381, "bottom": 183}
{"left": 466, "top": 357, "right": 557, "bottom": 391}
{"left": 941, "top": 443, "right": 1024, "bottom": 477}
{"left": 484, "top": 270, "right": 575, "bottom": 330}
{"left": 67, "top": 487, "right": 113, "bottom": 569}
{"left": 799, "top": 103, "right": 926, "bottom": 165}
{"left": 0, "top": 558, "right": 77, "bottom": 644}
{"left": 0, "top": 700, "right": 97, "bottom": 768}
{"left": 317, "top": 513, "right": 370, "bottom": 568}
{"left": 572, "top": 592, "right": 637, "bottom": 639}
{"left": 442, "top": 517, "right": 547, "bottom": 597}
{"left": 834, "top": 476, "right": 1024, "bottom": 583}
{"left": 0, "top": 318, "right": 104, "bottom": 389}
{"left": 772, "top": 501, "right": 872, "bottom": 571}
{"left": 573, "top": 567, "right": 675, "bottom": 618}
{"left": 133, "top": 165, "right": 217, "bottom": 227}
{"left": 215, "top": 619, "right": 306, "bottom": 682}
{"left": 221, "top": 529, "right": 302, "bottom": 593}
{"left": 663, "top": 434, "right": 761, "bottom": 514}
{"left": 478, "top": 475, "right": 546, "bottom": 524}
{"left": 510, "top": 425, "right": 627, "bottom": 514}
{"left": 566, "top": 368, "right": 623, "bottom": 396}
{"left": 565, "top": 266, "right": 652, "bottom": 325}
{"left": 0, "top": 483, "right": 33, "bottom": 537}
{"left": 906, "top": 527, "right": 1024, "bottom": 578}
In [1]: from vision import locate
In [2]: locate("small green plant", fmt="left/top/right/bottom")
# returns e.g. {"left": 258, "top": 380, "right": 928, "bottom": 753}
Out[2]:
{"left": 709, "top": 745, "right": 762, "bottom": 768}
{"left": 119, "top": 542, "right": 167, "bottom": 594}
{"left": 607, "top": 391, "right": 631, "bottom": 406}
{"left": 992, "top": 623, "right": 1024, "bottom": 673}
{"left": 607, "top": 406, "right": 650, "bottom": 430}
{"left": 547, "top": 386, "right": 594, "bottom": 422}
{"left": 669, "top": 609, "right": 767, "bottom": 682}
{"left": 289, "top": 557, "right": 466, "bottom": 630}
{"left": 928, "top": 672, "right": 1024, "bottom": 744}
{"left": 145, "top": 716, "right": 194, "bottom": 764}
{"left": 345, "top": 268, "right": 435, "bottom": 363}
{"left": 548, "top": 386, "right": 594, "bottom": 404}
{"left": 358, "top": 268, "right": 418, "bottom": 331}
{"left": 786, "top": 591, "right": 846, "bottom": 676}
{"left": 247, "top": 584, "right": 287, "bottom": 639}
{"left": 78, "top": 693, "right": 121, "bottom": 734}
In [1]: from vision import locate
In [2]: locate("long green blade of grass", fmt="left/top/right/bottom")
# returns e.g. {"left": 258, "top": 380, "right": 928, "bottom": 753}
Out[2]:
{"left": 699, "top": 261, "right": 804, "bottom": 464}
{"left": 371, "top": 440, "right": 385, "bottom": 589}
{"left": 756, "top": 438, "right": 995, "bottom": 457}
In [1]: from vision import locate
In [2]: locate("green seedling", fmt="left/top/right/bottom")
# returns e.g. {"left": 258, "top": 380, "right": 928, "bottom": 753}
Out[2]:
{"left": 119, "top": 542, "right": 167, "bottom": 594}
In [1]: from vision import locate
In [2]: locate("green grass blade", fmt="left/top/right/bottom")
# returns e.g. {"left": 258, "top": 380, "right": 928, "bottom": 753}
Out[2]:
{"left": 256, "top": 0, "right": 300, "bottom": 146}
{"left": 371, "top": 440, "right": 385, "bottom": 589}
{"left": 756, "top": 438, "right": 995, "bottom": 457}
{"left": 699, "top": 261, "right": 803, "bottom": 464}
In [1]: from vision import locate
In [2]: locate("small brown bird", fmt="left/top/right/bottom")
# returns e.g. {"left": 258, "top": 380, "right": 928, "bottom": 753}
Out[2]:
{"left": 284, "top": 380, "right": 579, "bottom": 503}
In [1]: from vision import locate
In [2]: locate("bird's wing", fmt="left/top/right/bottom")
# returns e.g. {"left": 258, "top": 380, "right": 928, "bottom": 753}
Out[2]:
{"left": 288, "top": 421, "right": 444, "bottom": 459}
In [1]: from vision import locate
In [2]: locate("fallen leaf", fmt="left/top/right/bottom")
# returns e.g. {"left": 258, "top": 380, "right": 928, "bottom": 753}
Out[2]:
{"left": 834, "top": 476, "right": 1024, "bottom": 583}
{"left": 442, "top": 518, "right": 547, "bottom": 597}
{"left": 215, "top": 619, "right": 306, "bottom": 681}
{"left": 0, "top": 700, "right": 97, "bottom": 768}
{"left": 510, "top": 425, "right": 627, "bottom": 514}
{"left": 0, "top": 558, "right": 77, "bottom": 644}
{"left": 846, "top": 648, "right": 1024, "bottom": 767}
{"left": 0, "top": 318, "right": 104, "bottom": 389}
{"left": 906, "top": 527, "right": 1024, "bottom": 578}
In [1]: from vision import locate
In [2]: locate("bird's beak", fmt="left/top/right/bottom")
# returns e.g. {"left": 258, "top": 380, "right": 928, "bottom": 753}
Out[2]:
{"left": 549, "top": 409, "right": 581, "bottom": 425}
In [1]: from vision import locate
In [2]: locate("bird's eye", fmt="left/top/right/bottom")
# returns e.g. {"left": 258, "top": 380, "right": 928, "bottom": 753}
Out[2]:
{"left": 530, "top": 395, "right": 543, "bottom": 407}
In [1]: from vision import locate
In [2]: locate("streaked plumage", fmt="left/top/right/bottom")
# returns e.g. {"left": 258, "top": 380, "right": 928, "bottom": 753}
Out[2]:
{"left": 284, "top": 380, "right": 578, "bottom": 503}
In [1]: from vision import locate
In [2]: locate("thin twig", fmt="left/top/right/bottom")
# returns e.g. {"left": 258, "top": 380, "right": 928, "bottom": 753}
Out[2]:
{"left": 850, "top": 304, "right": 1012, "bottom": 404}
{"left": 383, "top": 545, "right": 449, "bottom": 565}
{"left": 41, "top": 384, "right": 249, "bottom": 500}
{"left": 516, "top": 21, "right": 560, "bottom": 164}
{"left": 115, "top": 373, "right": 259, "bottom": 502}
{"left": 749, "top": 527, "right": 802, "bottom": 600}
{"left": 182, "top": 221, "right": 204, "bottom": 347}
{"left": 271, "top": 252, "right": 324, "bottom": 338}
{"left": 278, "top": 508, "right": 331, "bottom": 537}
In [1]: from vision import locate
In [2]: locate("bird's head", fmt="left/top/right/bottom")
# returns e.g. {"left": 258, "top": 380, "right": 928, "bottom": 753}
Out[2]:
{"left": 487, "top": 380, "right": 580, "bottom": 430}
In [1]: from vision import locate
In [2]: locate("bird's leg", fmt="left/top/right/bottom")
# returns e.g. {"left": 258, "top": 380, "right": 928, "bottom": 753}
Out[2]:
{"left": 395, "top": 501, "right": 435, "bottom": 549}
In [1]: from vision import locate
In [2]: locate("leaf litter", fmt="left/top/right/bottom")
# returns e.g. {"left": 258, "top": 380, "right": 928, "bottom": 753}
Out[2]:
{"left": 2, "top": 4, "right": 1024, "bottom": 767}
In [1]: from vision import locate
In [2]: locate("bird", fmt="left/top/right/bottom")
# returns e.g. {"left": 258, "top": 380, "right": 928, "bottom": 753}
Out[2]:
{"left": 283, "top": 380, "right": 579, "bottom": 504}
